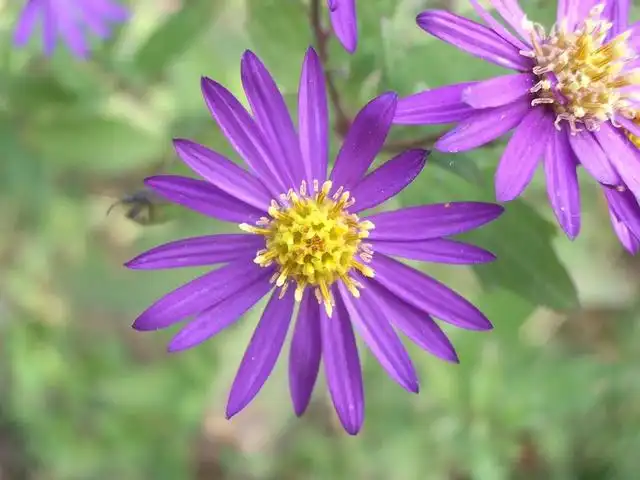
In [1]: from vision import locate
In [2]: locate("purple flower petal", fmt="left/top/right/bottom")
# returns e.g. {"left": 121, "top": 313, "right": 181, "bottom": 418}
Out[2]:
{"left": 298, "top": 47, "right": 329, "bottom": 185}
{"left": 289, "top": 290, "right": 322, "bottom": 416}
{"left": 544, "top": 129, "right": 581, "bottom": 239}
{"left": 339, "top": 284, "right": 419, "bottom": 393}
{"left": 54, "top": 7, "right": 90, "bottom": 58}
{"left": 372, "top": 238, "right": 496, "bottom": 265}
{"left": 462, "top": 73, "right": 535, "bottom": 109}
{"left": 605, "top": 0, "right": 630, "bottom": 36}
{"left": 365, "top": 280, "right": 459, "bottom": 363}
{"left": 630, "top": 22, "right": 640, "bottom": 51}
{"left": 616, "top": 115, "right": 640, "bottom": 139}
{"left": 133, "top": 261, "right": 267, "bottom": 331}
{"left": 13, "top": 0, "right": 41, "bottom": 46}
{"left": 416, "top": 10, "right": 531, "bottom": 71}
{"left": 200, "top": 77, "right": 288, "bottom": 195}
{"left": 602, "top": 185, "right": 640, "bottom": 241}
{"left": 125, "top": 234, "right": 263, "bottom": 270}
{"left": 611, "top": 214, "right": 640, "bottom": 254}
{"left": 172, "top": 139, "right": 272, "bottom": 211}
{"left": 469, "top": 0, "right": 529, "bottom": 50}
{"left": 495, "top": 107, "right": 554, "bottom": 202}
{"left": 328, "top": 0, "right": 358, "bottom": 53}
{"left": 350, "top": 149, "right": 428, "bottom": 213}
{"left": 168, "top": 271, "right": 274, "bottom": 352}
{"left": 322, "top": 290, "right": 364, "bottom": 435}
{"left": 42, "top": 2, "right": 57, "bottom": 55}
{"left": 367, "top": 202, "right": 504, "bottom": 241}
{"left": 241, "top": 51, "right": 303, "bottom": 187}
{"left": 394, "top": 82, "right": 477, "bottom": 125}
{"left": 330, "top": 92, "right": 397, "bottom": 189}
{"left": 593, "top": 123, "right": 640, "bottom": 198}
{"left": 371, "top": 255, "right": 493, "bottom": 330}
{"left": 145, "top": 175, "right": 265, "bottom": 224}
{"left": 489, "top": 0, "right": 531, "bottom": 40}
{"left": 226, "top": 288, "right": 295, "bottom": 418}
{"left": 435, "top": 99, "right": 530, "bottom": 152}
{"left": 567, "top": 130, "right": 620, "bottom": 185}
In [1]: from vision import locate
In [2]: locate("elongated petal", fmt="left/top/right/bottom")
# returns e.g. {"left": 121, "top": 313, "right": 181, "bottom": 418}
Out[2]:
{"left": 328, "top": 0, "right": 358, "bottom": 53}
{"left": 462, "top": 73, "right": 535, "bottom": 109}
{"left": 13, "top": 0, "right": 41, "bottom": 46}
{"left": 145, "top": 175, "right": 265, "bottom": 223}
{"left": 241, "top": 51, "right": 303, "bottom": 186}
{"left": 54, "top": 6, "right": 89, "bottom": 58}
{"left": 616, "top": 115, "right": 640, "bottom": 139}
{"left": 42, "top": 1, "right": 56, "bottom": 55}
{"left": 125, "top": 234, "right": 263, "bottom": 270}
{"left": 489, "top": 0, "right": 531, "bottom": 40}
{"left": 133, "top": 261, "right": 266, "bottom": 331}
{"left": 365, "top": 281, "right": 458, "bottom": 362}
{"left": 417, "top": 10, "right": 531, "bottom": 70}
{"left": 371, "top": 255, "right": 493, "bottom": 330}
{"left": 544, "top": 130, "right": 581, "bottom": 239}
{"left": 567, "top": 130, "right": 620, "bottom": 185}
{"left": 173, "top": 139, "right": 272, "bottom": 211}
{"left": 322, "top": 290, "right": 364, "bottom": 435}
{"left": 200, "top": 77, "right": 287, "bottom": 194}
{"left": 168, "top": 271, "right": 274, "bottom": 352}
{"left": 606, "top": 0, "right": 630, "bottom": 36}
{"left": 350, "top": 149, "right": 428, "bottom": 213}
{"left": 593, "top": 123, "right": 640, "bottom": 198}
{"left": 330, "top": 93, "right": 397, "bottom": 188}
{"left": 372, "top": 238, "right": 496, "bottom": 265}
{"left": 367, "top": 202, "right": 504, "bottom": 241}
{"left": 394, "top": 82, "right": 477, "bottom": 125}
{"left": 495, "top": 107, "right": 554, "bottom": 201}
{"left": 289, "top": 290, "right": 322, "bottom": 416}
{"left": 610, "top": 213, "right": 640, "bottom": 254}
{"left": 602, "top": 185, "right": 640, "bottom": 241}
{"left": 226, "top": 289, "right": 295, "bottom": 418}
{"left": 435, "top": 99, "right": 530, "bottom": 152}
{"left": 298, "top": 47, "right": 329, "bottom": 184}
{"left": 469, "top": 0, "right": 529, "bottom": 50}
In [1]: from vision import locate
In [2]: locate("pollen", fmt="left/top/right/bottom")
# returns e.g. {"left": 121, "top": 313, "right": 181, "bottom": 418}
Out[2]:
{"left": 521, "top": 3, "right": 639, "bottom": 134}
{"left": 239, "top": 180, "right": 375, "bottom": 317}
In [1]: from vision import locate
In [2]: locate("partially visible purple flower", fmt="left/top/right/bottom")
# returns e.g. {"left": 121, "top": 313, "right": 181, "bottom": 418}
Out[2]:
{"left": 13, "top": 0, "right": 129, "bottom": 58}
{"left": 394, "top": 0, "right": 640, "bottom": 248}
{"left": 126, "top": 47, "right": 503, "bottom": 434}
{"left": 327, "top": 0, "right": 358, "bottom": 53}
{"left": 603, "top": 184, "right": 640, "bottom": 254}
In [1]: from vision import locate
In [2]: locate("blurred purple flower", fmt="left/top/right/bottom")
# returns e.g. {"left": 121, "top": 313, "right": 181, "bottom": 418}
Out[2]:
{"left": 125, "top": 47, "right": 503, "bottom": 435}
{"left": 395, "top": 0, "right": 640, "bottom": 245}
{"left": 13, "top": 0, "right": 129, "bottom": 58}
{"left": 327, "top": 0, "right": 358, "bottom": 53}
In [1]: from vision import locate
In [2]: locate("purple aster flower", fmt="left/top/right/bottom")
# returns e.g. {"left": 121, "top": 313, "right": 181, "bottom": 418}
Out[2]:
{"left": 327, "top": 0, "right": 358, "bottom": 53}
{"left": 13, "top": 0, "right": 129, "bottom": 58}
{"left": 125, "top": 47, "right": 503, "bottom": 434}
{"left": 395, "top": 0, "right": 640, "bottom": 245}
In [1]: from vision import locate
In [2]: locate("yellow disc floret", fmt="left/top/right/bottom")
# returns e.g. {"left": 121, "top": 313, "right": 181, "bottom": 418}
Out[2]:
{"left": 239, "top": 180, "right": 374, "bottom": 317}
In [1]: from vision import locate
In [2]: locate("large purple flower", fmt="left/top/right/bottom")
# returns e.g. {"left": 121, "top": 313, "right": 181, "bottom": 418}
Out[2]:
{"left": 13, "top": 0, "right": 129, "bottom": 58}
{"left": 125, "top": 47, "right": 503, "bottom": 434}
{"left": 395, "top": 0, "right": 640, "bottom": 246}
{"left": 328, "top": 0, "right": 358, "bottom": 53}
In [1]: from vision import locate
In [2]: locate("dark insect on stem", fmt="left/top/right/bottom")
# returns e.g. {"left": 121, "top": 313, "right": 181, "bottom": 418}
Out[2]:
{"left": 107, "top": 190, "right": 170, "bottom": 226}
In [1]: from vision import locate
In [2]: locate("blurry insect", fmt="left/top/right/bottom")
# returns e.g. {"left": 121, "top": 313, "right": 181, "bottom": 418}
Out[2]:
{"left": 107, "top": 189, "right": 172, "bottom": 226}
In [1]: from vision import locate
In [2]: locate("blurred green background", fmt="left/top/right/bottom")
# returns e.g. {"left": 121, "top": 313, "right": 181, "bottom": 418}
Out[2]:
{"left": 1, "top": 0, "right": 640, "bottom": 478}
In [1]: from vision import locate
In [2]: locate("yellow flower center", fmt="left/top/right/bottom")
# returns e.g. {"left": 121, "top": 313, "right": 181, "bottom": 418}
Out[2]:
{"left": 239, "top": 180, "right": 375, "bottom": 317}
{"left": 521, "top": 3, "right": 639, "bottom": 133}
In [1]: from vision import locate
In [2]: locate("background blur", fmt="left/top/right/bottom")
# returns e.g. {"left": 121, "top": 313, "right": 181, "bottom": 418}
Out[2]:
{"left": 1, "top": 0, "right": 640, "bottom": 478}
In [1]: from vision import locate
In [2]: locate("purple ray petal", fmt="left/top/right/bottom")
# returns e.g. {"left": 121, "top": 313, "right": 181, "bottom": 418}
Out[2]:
{"left": 298, "top": 47, "right": 329, "bottom": 185}
{"left": 145, "top": 175, "right": 265, "bottom": 224}
{"left": 200, "top": 77, "right": 288, "bottom": 195}
{"left": 125, "top": 234, "right": 263, "bottom": 270}
{"left": 42, "top": 1, "right": 57, "bottom": 56}
{"left": 330, "top": 92, "right": 397, "bottom": 188}
{"left": 371, "top": 238, "right": 496, "bottom": 265}
{"left": 462, "top": 73, "right": 535, "bottom": 109}
{"left": 133, "top": 261, "right": 266, "bottom": 331}
{"left": 371, "top": 255, "right": 493, "bottom": 330}
{"left": 339, "top": 284, "right": 419, "bottom": 393}
{"left": 168, "top": 271, "right": 274, "bottom": 352}
{"left": 350, "top": 149, "right": 428, "bottom": 213}
{"left": 416, "top": 10, "right": 531, "bottom": 71}
{"left": 567, "top": 130, "right": 620, "bottom": 185}
{"left": 616, "top": 115, "right": 640, "bottom": 139}
{"left": 367, "top": 202, "right": 504, "bottom": 241}
{"left": 86, "top": 0, "right": 130, "bottom": 21}
{"left": 435, "top": 99, "right": 530, "bottom": 152}
{"left": 54, "top": 6, "right": 90, "bottom": 58}
{"left": 322, "top": 290, "right": 364, "bottom": 435}
{"left": 469, "top": 0, "right": 529, "bottom": 50}
{"left": 630, "top": 22, "right": 640, "bottom": 51}
{"left": 608, "top": 207, "right": 640, "bottom": 254}
{"left": 606, "top": 0, "right": 630, "bottom": 36}
{"left": 544, "top": 129, "right": 581, "bottom": 239}
{"left": 602, "top": 185, "right": 640, "bottom": 241}
{"left": 13, "top": 0, "right": 41, "bottom": 46}
{"left": 289, "top": 290, "right": 322, "bottom": 416}
{"left": 394, "top": 82, "right": 477, "bottom": 125}
{"left": 172, "top": 139, "right": 272, "bottom": 211}
{"left": 241, "top": 51, "right": 303, "bottom": 187}
{"left": 365, "top": 280, "right": 459, "bottom": 363}
{"left": 226, "top": 288, "right": 295, "bottom": 418}
{"left": 495, "top": 107, "right": 554, "bottom": 202}
{"left": 593, "top": 123, "right": 640, "bottom": 199}
{"left": 328, "top": 0, "right": 358, "bottom": 53}
{"left": 489, "top": 0, "right": 531, "bottom": 41}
